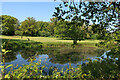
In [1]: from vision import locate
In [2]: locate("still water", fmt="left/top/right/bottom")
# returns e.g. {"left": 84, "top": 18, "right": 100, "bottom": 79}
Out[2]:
{"left": 3, "top": 47, "right": 105, "bottom": 73}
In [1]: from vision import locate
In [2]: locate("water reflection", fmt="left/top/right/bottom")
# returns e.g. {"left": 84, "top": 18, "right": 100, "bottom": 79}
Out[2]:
{"left": 48, "top": 48, "right": 104, "bottom": 64}
{"left": 3, "top": 52, "right": 17, "bottom": 62}
{"left": 2, "top": 47, "right": 105, "bottom": 74}
{"left": 4, "top": 47, "right": 105, "bottom": 64}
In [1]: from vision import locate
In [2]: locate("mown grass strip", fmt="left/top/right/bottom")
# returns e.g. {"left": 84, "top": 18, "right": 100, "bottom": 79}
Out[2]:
{"left": 1, "top": 35, "right": 100, "bottom": 43}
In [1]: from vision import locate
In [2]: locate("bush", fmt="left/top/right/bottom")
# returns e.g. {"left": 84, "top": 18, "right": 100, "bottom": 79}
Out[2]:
{"left": 2, "top": 39, "right": 43, "bottom": 51}
{"left": 15, "top": 30, "right": 23, "bottom": 36}
{"left": 91, "top": 34, "right": 100, "bottom": 40}
{"left": 1, "top": 48, "right": 120, "bottom": 79}
{"left": 38, "top": 31, "right": 51, "bottom": 37}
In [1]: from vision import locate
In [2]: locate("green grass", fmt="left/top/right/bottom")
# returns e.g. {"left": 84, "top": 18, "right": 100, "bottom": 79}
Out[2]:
{"left": 0, "top": 35, "right": 103, "bottom": 49}
{"left": 1, "top": 35, "right": 100, "bottom": 43}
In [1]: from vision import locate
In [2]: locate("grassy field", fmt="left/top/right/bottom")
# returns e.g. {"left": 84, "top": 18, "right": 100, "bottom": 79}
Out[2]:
{"left": 1, "top": 35, "right": 100, "bottom": 44}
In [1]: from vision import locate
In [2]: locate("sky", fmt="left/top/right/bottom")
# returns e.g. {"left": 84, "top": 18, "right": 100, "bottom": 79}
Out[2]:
{"left": 2, "top": 2, "right": 62, "bottom": 22}
{"left": 1, "top": 0, "right": 119, "bottom": 25}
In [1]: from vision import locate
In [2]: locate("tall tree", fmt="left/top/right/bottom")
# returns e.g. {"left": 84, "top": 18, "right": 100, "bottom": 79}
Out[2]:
{"left": 19, "top": 17, "right": 37, "bottom": 36}
{"left": 36, "top": 21, "right": 50, "bottom": 36}
{"left": 0, "top": 15, "right": 19, "bottom": 35}
{"left": 53, "top": 1, "right": 94, "bottom": 44}
{"left": 53, "top": 1, "right": 119, "bottom": 43}
{"left": 90, "top": 24, "right": 108, "bottom": 40}
{"left": 46, "top": 17, "right": 58, "bottom": 36}
{"left": 36, "top": 21, "right": 49, "bottom": 31}
{"left": 54, "top": 20, "right": 68, "bottom": 38}
{"left": 54, "top": 20, "right": 92, "bottom": 44}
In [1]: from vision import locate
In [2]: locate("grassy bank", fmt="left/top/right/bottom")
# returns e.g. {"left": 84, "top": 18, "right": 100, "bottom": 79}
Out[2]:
{"left": 1, "top": 35, "right": 102, "bottom": 49}
{"left": 1, "top": 35, "right": 100, "bottom": 43}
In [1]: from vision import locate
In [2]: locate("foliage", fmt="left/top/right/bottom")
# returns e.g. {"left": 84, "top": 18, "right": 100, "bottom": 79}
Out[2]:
{"left": 53, "top": 1, "right": 119, "bottom": 43}
{"left": 2, "top": 39, "right": 43, "bottom": 51}
{"left": 53, "top": 1, "right": 120, "bottom": 77}
{"left": 97, "top": 30, "right": 120, "bottom": 58}
{"left": 0, "top": 15, "right": 19, "bottom": 35}
{"left": 1, "top": 49, "right": 120, "bottom": 79}
{"left": 18, "top": 18, "right": 51, "bottom": 37}
{"left": 90, "top": 24, "right": 108, "bottom": 40}
{"left": 0, "top": 47, "right": 92, "bottom": 79}
{"left": 18, "top": 17, "right": 37, "bottom": 36}
{"left": 38, "top": 30, "right": 51, "bottom": 37}
{"left": 54, "top": 20, "right": 68, "bottom": 38}
{"left": 82, "top": 58, "right": 120, "bottom": 79}
{"left": 36, "top": 21, "right": 49, "bottom": 31}
{"left": 1, "top": 51, "right": 93, "bottom": 79}
{"left": 15, "top": 30, "right": 23, "bottom": 36}
{"left": 46, "top": 17, "right": 58, "bottom": 36}
{"left": 36, "top": 21, "right": 50, "bottom": 36}
{"left": 1, "top": 48, "right": 13, "bottom": 79}
{"left": 1, "top": 38, "right": 120, "bottom": 79}
{"left": 0, "top": 15, "right": 107, "bottom": 41}
{"left": 91, "top": 33, "right": 100, "bottom": 40}
{"left": 53, "top": 1, "right": 119, "bottom": 28}
{"left": 1, "top": 38, "right": 100, "bottom": 64}
{"left": 54, "top": 20, "right": 93, "bottom": 44}
{"left": 1, "top": 1, "right": 119, "bottom": 79}
{"left": 96, "top": 23, "right": 120, "bottom": 79}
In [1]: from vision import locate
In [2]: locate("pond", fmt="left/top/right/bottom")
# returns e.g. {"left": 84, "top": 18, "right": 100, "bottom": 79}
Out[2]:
{"left": 2, "top": 46, "right": 105, "bottom": 74}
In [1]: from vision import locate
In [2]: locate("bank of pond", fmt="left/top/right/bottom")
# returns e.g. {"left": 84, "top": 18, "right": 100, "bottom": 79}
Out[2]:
{"left": 0, "top": 39, "right": 120, "bottom": 79}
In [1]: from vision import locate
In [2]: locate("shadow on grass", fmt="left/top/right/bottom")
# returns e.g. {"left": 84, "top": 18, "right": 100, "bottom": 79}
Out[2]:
{"left": 1, "top": 39, "right": 43, "bottom": 51}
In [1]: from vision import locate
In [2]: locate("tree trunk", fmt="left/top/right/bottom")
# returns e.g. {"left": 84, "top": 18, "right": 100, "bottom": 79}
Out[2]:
{"left": 73, "top": 40, "right": 77, "bottom": 45}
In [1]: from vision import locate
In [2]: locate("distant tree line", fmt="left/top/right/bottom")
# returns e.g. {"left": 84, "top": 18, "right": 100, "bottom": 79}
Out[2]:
{"left": 0, "top": 15, "right": 110, "bottom": 40}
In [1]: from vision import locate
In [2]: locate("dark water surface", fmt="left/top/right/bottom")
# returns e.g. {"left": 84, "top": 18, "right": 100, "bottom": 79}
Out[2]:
{"left": 3, "top": 47, "right": 105, "bottom": 73}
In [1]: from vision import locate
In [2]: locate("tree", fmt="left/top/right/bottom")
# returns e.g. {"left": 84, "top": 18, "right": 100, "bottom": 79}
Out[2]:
{"left": 90, "top": 24, "right": 108, "bottom": 40}
{"left": 36, "top": 21, "right": 50, "bottom": 36}
{"left": 46, "top": 17, "right": 58, "bottom": 36}
{"left": 18, "top": 17, "right": 37, "bottom": 36}
{"left": 18, "top": 18, "right": 51, "bottom": 37}
{"left": 53, "top": 1, "right": 120, "bottom": 70}
{"left": 53, "top": 0, "right": 120, "bottom": 77}
{"left": 54, "top": 20, "right": 92, "bottom": 44}
{"left": 80, "top": 1, "right": 120, "bottom": 70}
{"left": 0, "top": 15, "right": 19, "bottom": 35}
{"left": 53, "top": 1, "right": 93, "bottom": 44}
{"left": 53, "top": 1, "right": 119, "bottom": 43}
{"left": 53, "top": 2, "right": 95, "bottom": 44}
{"left": 36, "top": 21, "right": 49, "bottom": 31}
{"left": 54, "top": 20, "right": 67, "bottom": 38}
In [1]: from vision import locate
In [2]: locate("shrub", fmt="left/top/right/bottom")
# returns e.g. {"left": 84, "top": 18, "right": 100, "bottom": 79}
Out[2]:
{"left": 38, "top": 31, "right": 51, "bottom": 37}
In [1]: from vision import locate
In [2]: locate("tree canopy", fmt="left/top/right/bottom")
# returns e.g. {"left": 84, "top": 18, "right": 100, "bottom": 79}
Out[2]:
{"left": 53, "top": 1, "right": 119, "bottom": 44}
{"left": 18, "top": 17, "right": 37, "bottom": 36}
{"left": 0, "top": 15, "right": 19, "bottom": 36}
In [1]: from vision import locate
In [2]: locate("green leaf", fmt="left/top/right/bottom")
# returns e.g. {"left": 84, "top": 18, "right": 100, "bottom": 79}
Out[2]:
{"left": 0, "top": 66, "right": 4, "bottom": 68}
{"left": 2, "top": 49, "right": 6, "bottom": 52}
{"left": 6, "top": 64, "right": 13, "bottom": 69}
{"left": 5, "top": 74, "right": 10, "bottom": 78}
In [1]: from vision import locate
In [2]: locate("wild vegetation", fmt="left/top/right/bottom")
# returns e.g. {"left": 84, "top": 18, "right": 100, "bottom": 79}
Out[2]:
{"left": 0, "top": 1, "right": 120, "bottom": 79}
{"left": 1, "top": 16, "right": 108, "bottom": 45}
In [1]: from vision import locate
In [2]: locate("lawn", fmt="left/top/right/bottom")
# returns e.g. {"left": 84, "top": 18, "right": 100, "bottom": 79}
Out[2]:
{"left": 1, "top": 35, "right": 100, "bottom": 43}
